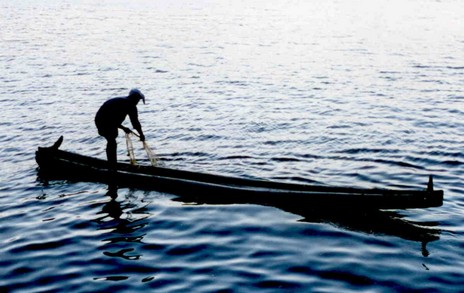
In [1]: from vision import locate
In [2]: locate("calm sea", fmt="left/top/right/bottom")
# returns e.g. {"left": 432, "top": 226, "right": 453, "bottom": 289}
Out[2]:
{"left": 1, "top": 0, "right": 463, "bottom": 292}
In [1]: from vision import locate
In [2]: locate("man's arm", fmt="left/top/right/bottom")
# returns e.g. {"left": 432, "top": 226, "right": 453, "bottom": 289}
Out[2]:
{"left": 128, "top": 107, "right": 145, "bottom": 141}
{"left": 118, "top": 125, "right": 132, "bottom": 134}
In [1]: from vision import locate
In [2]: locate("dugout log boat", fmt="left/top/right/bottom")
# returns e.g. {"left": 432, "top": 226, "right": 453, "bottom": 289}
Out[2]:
{"left": 36, "top": 137, "right": 443, "bottom": 210}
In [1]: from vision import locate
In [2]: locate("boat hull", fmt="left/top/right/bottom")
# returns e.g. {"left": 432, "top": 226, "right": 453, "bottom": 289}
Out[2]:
{"left": 35, "top": 138, "right": 444, "bottom": 210}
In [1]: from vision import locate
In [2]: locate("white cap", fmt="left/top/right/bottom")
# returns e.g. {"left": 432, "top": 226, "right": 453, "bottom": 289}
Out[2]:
{"left": 129, "top": 88, "right": 145, "bottom": 104}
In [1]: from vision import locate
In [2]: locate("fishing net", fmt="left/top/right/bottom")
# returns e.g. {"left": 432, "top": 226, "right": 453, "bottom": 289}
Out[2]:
{"left": 125, "top": 132, "right": 157, "bottom": 166}
{"left": 125, "top": 132, "right": 137, "bottom": 165}
{"left": 143, "top": 141, "right": 157, "bottom": 166}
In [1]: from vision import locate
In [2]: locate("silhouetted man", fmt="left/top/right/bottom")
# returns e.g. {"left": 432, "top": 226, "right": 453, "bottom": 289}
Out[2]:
{"left": 95, "top": 89, "right": 146, "bottom": 169}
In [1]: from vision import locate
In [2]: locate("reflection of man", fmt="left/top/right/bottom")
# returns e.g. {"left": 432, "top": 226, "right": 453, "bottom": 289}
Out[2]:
{"left": 95, "top": 89, "right": 146, "bottom": 168}
{"left": 103, "top": 185, "right": 122, "bottom": 218}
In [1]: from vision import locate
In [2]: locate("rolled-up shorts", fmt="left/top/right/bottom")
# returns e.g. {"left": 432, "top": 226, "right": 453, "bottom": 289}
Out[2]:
{"left": 96, "top": 122, "right": 118, "bottom": 140}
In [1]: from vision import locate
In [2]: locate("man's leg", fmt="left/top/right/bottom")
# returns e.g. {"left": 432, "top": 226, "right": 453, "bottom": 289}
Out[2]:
{"left": 106, "top": 137, "right": 117, "bottom": 170}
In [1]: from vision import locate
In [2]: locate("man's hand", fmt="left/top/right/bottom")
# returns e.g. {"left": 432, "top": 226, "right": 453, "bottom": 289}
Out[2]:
{"left": 139, "top": 134, "right": 145, "bottom": 142}
{"left": 121, "top": 126, "right": 132, "bottom": 134}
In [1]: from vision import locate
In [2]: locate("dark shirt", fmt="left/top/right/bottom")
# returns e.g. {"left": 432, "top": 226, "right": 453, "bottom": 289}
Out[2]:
{"left": 95, "top": 97, "right": 141, "bottom": 137}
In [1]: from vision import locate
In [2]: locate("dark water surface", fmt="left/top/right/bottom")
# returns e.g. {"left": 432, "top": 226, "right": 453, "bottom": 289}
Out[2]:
{"left": 1, "top": 0, "right": 464, "bottom": 292}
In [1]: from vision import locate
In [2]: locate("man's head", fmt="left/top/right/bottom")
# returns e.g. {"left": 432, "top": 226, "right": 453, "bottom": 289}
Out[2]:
{"left": 128, "top": 88, "right": 145, "bottom": 105}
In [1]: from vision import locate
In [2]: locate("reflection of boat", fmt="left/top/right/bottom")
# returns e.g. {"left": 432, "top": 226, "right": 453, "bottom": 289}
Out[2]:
{"left": 173, "top": 195, "right": 441, "bottom": 255}
{"left": 36, "top": 137, "right": 443, "bottom": 210}
{"left": 289, "top": 206, "right": 440, "bottom": 245}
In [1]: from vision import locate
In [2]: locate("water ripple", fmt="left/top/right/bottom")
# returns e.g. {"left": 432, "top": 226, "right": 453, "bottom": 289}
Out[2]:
{"left": 2, "top": 0, "right": 464, "bottom": 292}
